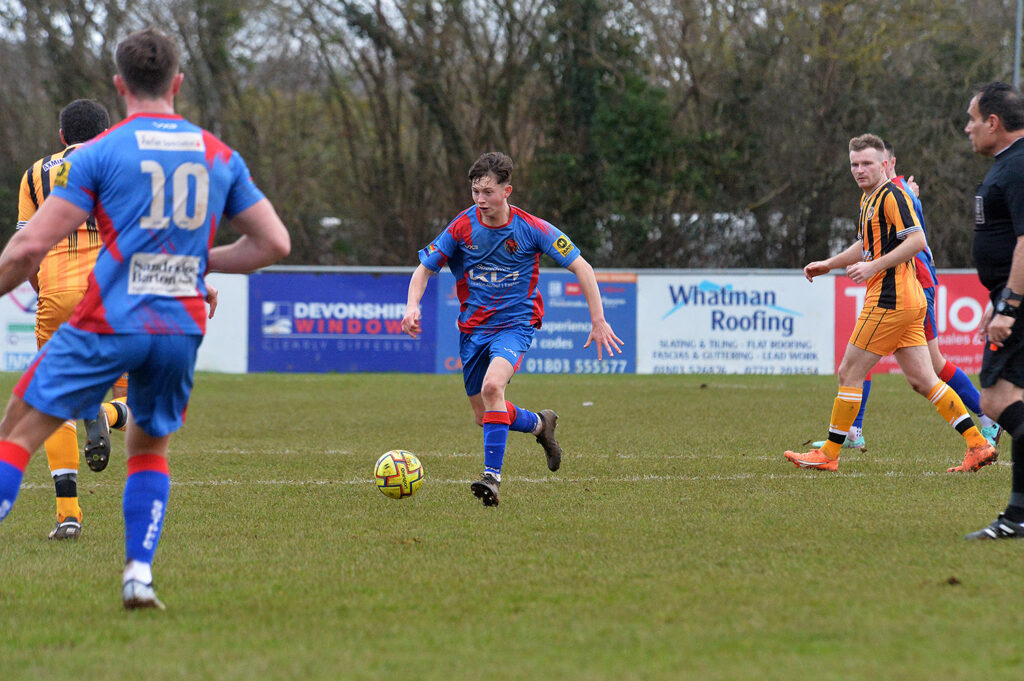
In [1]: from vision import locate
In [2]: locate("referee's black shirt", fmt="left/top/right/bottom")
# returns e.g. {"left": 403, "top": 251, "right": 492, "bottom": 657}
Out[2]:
{"left": 974, "top": 137, "right": 1024, "bottom": 300}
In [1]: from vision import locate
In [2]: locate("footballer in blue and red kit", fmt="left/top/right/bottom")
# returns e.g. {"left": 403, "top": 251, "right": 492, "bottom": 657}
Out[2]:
{"left": 0, "top": 27, "right": 289, "bottom": 610}
{"left": 0, "top": 111, "right": 263, "bottom": 596}
{"left": 17, "top": 112, "right": 264, "bottom": 436}
{"left": 404, "top": 151, "right": 622, "bottom": 506}
{"left": 419, "top": 203, "right": 579, "bottom": 393}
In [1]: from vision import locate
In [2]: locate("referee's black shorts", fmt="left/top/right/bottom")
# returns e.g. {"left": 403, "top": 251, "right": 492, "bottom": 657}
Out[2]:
{"left": 981, "top": 317, "right": 1024, "bottom": 388}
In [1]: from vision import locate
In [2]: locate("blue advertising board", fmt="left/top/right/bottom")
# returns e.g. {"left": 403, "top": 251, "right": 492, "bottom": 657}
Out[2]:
{"left": 248, "top": 271, "right": 436, "bottom": 373}
{"left": 434, "top": 270, "right": 637, "bottom": 374}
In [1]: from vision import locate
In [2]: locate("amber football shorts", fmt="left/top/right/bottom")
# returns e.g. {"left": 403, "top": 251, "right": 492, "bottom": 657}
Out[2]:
{"left": 849, "top": 304, "right": 927, "bottom": 356}
{"left": 36, "top": 291, "right": 128, "bottom": 390}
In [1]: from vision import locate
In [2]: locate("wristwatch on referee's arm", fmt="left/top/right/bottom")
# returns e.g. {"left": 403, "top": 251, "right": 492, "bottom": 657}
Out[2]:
{"left": 995, "top": 287, "right": 1024, "bottom": 318}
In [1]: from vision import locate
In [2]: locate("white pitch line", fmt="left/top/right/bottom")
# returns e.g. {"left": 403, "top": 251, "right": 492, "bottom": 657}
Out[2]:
{"left": 14, "top": 467, "right": 1005, "bottom": 491}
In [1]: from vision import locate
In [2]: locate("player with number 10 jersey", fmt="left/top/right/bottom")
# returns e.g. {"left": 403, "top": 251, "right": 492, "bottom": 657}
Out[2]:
{"left": 52, "top": 113, "right": 264, "bottom": 335}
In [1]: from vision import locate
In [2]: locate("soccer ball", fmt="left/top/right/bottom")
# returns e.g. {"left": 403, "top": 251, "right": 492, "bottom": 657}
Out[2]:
{"left": 374, "top": 450, "right": 424, "bottom": 499}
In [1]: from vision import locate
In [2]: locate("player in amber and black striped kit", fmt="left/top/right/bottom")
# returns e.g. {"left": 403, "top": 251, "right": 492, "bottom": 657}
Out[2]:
{"left": 963, "top": 82, "right": 1024, "bottom": 539}
{"left": 785, "top": 134, "right": 993, "bottom": 473}
{"left": 17, "top": 99, "right": 134, "bottom": 540}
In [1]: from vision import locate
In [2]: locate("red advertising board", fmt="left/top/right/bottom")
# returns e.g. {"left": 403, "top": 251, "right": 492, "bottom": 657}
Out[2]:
{"left": 834, "top": 273, "right": 990, "bottom": 374}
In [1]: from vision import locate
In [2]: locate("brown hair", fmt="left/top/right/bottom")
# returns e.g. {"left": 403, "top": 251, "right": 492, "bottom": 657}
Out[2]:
{"left": 849, "top": 134, "right": 885, "bottom": 153}
{"left": 114, "top": 28, "right": 179, "bottom": 98}
{"left": 468, "top": 152, "right": 513, "bottom": 184}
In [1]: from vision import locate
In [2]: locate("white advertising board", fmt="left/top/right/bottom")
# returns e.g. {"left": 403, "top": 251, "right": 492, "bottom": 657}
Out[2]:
{"left": 0, "top": 275, "right": 246, "bottom": 376}
{"left": 636, "top": 273, "right": 835, "bottom": 375}
{"left": 0, "top": 282, "right": 38, "bottom": 372}
{"left": 195, "top": 273, "right": 248, "bottom": 373}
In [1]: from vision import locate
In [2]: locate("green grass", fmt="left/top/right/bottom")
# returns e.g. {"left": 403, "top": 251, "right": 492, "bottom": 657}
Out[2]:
{"left": 1, "top": 372, "right": 1022, "bottom": 680}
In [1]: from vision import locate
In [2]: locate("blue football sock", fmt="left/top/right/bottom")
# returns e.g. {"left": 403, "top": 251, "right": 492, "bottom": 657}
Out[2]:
{"left": 508, "top": 402, "right": 539, "bottom": 434}
{"left": 0, "top": 442, "right": 30, "bottom": 523}
{"left": 852, "top": 379, "right": 871, "bottom": 429}
{"left": 0, "top": 461, "right": 25, "bottom": 522}
{"left": 483, "top": 412, "right": 510, "bottom": 478}
{"left": 123, "top": 464, "right": 170, "bottom": 565}
{"left": 947, "top": 367, "right": 982, "bottom": 415}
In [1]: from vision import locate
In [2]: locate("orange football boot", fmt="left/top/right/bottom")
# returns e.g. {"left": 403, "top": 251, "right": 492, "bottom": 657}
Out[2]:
{"left": 784, "top": 448, "right": 838, "bottom": 471}
{"left": 947, "top": 443, "right": 998, "bottom": 473}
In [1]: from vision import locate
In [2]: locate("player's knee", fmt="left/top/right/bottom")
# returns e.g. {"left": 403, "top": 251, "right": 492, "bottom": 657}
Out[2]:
{"left": 905, "top": 376, "right": 931, "bottom": 395}
{"left": 480, "top": 379, "right": 504, "bottom": 403}
{"left": 836, "top": 366, "right": 859, "bottom": 387}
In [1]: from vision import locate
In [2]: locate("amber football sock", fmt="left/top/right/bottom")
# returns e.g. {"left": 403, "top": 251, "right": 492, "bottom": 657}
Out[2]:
{"left": 105, "top": 398, "right": 130, "bottom": 431}
{"left": 926, "top": 381, "right": 987, "bottom": 448}
{"left": 822, "top": 385, "right": 863, "bottom": 459}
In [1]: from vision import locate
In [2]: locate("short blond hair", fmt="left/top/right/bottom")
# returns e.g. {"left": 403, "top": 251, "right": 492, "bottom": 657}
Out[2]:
{"left": 849, "top": 134, "right": 885, "bottom": 153}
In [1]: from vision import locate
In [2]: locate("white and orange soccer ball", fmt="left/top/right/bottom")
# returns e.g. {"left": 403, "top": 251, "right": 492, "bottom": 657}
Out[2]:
{"left": 374, "top": 450, "right": 424, "bottom": 499}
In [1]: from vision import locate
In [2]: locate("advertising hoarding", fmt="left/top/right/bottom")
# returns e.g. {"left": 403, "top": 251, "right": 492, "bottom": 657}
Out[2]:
{"left": 636, "top": 273, "right": 835, "bottom": 375}
{"left": 248, "top": 271, "right": 437, "bottom": 373}
{"left": 434, "top": 270, "right": 638, "bottom": 374}
{"left": 833, "top": 272, "right": 989, "bottom": 374}
{"left": 0, "top": 282, "right": 38, "bottom": 372}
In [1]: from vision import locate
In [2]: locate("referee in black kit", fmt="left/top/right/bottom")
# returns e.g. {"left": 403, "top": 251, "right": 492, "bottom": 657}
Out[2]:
{"left": 963, "top": 81, "right": 1024, "bottom": 538}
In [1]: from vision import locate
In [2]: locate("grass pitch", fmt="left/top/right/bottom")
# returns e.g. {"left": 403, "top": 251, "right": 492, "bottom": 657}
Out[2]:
{"left": 1, "top": 372, "right": 1022, "bottom": 680}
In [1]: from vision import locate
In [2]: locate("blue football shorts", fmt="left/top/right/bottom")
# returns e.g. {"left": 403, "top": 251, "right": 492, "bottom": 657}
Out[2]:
{"left": 459, "top": 326, "right": 535, "bottom": 396}
{"left": 922, "top": 286, "right": 938, "bottom": 342}
{"left": 16, "top": 324, "right": 201, "bottom": 437}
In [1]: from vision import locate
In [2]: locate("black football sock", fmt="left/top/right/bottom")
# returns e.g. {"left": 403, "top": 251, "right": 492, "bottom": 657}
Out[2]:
{"left": 996, "top": 401, "right": 1024, "bottom": 522}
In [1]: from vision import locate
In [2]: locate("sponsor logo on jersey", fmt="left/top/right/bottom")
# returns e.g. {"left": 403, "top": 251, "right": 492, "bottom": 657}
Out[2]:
{"left": 134, "top": 131, "right": 205, "bottom": 152}
{"left": 53, "top": 161, "right": 71, "bottom": 188}
{"left": 468, "top": 266, "right": 519, "bottom": 286}
{"left": 127, "top": 253, "right": 201, "bottom": 297}
{"left": 41, "top": 157, "right": 66, "bottom": 172}
{"left": 554, "top": 236, "right": 574, "bottom": 256}
{"left": 975, "top": 196, "right": 984, "bottom": 224}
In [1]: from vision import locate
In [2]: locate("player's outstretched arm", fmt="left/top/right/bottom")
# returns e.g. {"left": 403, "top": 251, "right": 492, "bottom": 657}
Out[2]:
{"left": 0, "top": 196, "right": 87, "bottom": 297}
{"left": 567, "top": 256, "right": 623, "bottom": 360}
{"left": 402, "top": 264, "right": 432, "bottom": 339}
{"left": 804, "top": 242, "right": 861, "bottom": 281}
{"left": 209, "top": 199, "right": 291, "bottom": 273}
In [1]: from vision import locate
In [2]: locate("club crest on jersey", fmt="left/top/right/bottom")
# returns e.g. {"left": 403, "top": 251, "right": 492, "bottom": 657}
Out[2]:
{"left": 865, "top": 206, "right": 874, "bottom": 221}
{"left": 53, "top": 161, "right": 70, "bottom": 188}
{"left": 504, "top": 239, "right": 519, "bottom": 255}
{"left": 554, "top": 236, "right": 575, "bottom": 256}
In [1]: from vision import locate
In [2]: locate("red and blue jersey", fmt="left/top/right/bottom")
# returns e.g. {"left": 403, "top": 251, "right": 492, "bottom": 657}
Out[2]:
{"left": 419, "top": 205, "right": 579, "bottom": 333}
{"left": 50, "top": 113, "right": 264, "bottom": 335}
{"left": 895, "top": 175, "right": 938, "bottom": 289}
